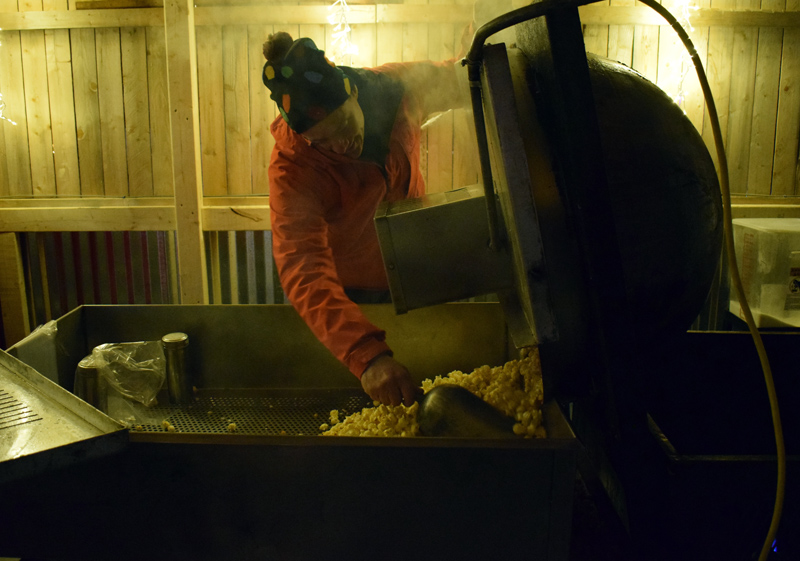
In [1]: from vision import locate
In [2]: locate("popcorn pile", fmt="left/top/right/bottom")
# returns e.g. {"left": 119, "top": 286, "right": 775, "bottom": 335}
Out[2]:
{"left": 321, "top": 347, "right": 545, "bottom": 438}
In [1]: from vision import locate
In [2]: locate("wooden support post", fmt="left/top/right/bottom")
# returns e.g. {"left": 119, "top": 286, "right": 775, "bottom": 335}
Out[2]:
{"left": 0, "top": 233, "right": 31, "bottom": 346}
{"left": 164, "top": 0, "right": 208, "bottom": 304}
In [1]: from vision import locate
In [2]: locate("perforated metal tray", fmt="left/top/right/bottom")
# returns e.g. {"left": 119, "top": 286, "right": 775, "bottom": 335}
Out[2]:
{"left": 130, "top": 388, "right": 373, "bottom": 436}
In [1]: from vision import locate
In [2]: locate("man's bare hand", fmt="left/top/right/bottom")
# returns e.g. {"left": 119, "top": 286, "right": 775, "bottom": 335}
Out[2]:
{"left": 361, "top": 355, "right": 422, "bottom": 407}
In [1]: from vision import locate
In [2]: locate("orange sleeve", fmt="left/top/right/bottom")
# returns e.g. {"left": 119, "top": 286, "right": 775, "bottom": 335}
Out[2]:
{"left": 268, "top": 148, "right": 391, "bottom": 378}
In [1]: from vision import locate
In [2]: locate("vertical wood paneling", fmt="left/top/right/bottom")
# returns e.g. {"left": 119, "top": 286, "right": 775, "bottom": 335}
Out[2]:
{"left": 0, "top": 0, "right": 33, "bottom": 196}
{"left": 146, "top": 26, "right": 174, "bottom": 197}
{"left": 350, "top": 23, "right": 376, "bottom": 68}
{"left": 452, "top": 0, "right": 479, "bottom": 191}
{"left": 747, "top": 0, "right": 785, "bottom": 194}
{"left": 655, "top": 2, "right": 685, "bottom": 110}
{"left": 43, "top": 0, "right": 79, "bottom": 196}
{"left": 376, "top": 22, "right": 402, "bottom": 65}
{"left": 0, "top": 1, "right": 8, "bottom": 197}
{"left": 196, "top": 25, "right": 227, "bottom": 196}
{"left": 20, "top": 0, "right": 56, "bottom": 196}
{"left": 425, "top": 0, "right": 454, "bottom": 194}
{"left": 165, "top": 0, "right": 207, "bottom": 304}
{"left": 248, "top": 24, "right": 273, "bottom": 196}
{"left": 682, "top": 0, "right": 710, "bottom": 131}
{"left": 404, "top": 0, "right": 429, "bottom": 184}
{"left": 300, "top": 23, "right": 325, "bottom": 55}
{"left": 583, "top": 0, "right": 610, "bottom": 57}
{"left": 122, "top": 26, "right": 154, "bottom": 197}
{"left": 96, "top": 27, "right": 129, "bottom": 196}
{"left": 608, "top": 0, "right": 634, "bottom": 67}
{"left": 70, "top": 28, "right": 105, "bottom": 196}
{"left": 632, "top": 3, "right": 660, "bottom": 85}
{"left": 773, "top": 0, "right": 800, "bottom": 195}
{"left": 0, "top": 1, "right": 796, "bottom": 211}
{"left": 703, "top": 0, "right": 735, "bottom": 170}
{"left": 223, "top": 25, "right": 252, "bottom": 195}
{"left": 0, "top": 108, "right": 7, "bottom": 197}
{"left": 727, "top": 0, "right": 760, "bottom": 194}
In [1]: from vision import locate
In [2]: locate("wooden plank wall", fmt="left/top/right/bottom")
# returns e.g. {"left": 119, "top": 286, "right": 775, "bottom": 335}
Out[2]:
{"left": 0, "top": 1, "right": 798, "bottom": 201}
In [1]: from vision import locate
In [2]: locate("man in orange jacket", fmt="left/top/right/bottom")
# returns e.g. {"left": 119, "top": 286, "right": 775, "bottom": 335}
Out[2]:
{"left": 262, "top": 32, "right": 466, "bottom": 406}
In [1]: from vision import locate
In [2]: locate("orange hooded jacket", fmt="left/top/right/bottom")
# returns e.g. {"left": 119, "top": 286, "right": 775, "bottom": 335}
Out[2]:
{"left": 268, "top": 60, "right": 462, "bottom": 378}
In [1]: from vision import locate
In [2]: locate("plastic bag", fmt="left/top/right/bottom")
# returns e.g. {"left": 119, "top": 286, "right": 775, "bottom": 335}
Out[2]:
{"left": 92, "top": 341, "right": 166, "bottom": 407}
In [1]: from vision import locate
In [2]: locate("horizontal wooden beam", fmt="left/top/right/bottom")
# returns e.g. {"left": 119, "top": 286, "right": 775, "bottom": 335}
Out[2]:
{"left": 195, "top": 5, "right": 377, "bottom": 26}
{"left": 730, "top": 203, "right": 800, "bottom": 219}
{"left": 1, "top": 6, "right": 799, "bottom": 30}
{"left": 202, "top": 204, "right": 271, "bottom": 231}
{"left": 0, "top": 198, "right": 273, "bottom": 231}
{"left": 0, "top": 197, "right": 171, "bottom": 208}
{"left": 0, "top": 197, "right": 796, "bottom": 232}
{"left": 0, "top": 8, "right": 163, "bottom": 30}
{"left": 0, "top": 204, "right": 176, "bottom": 231}
{"left": 75, "top": 0, "right": 163, "bottom": 8}
{"left": 578, "top": 6, "right": 800, "bottom": 27}
{"left": 74, "top": 0, "right": 401, "bottom": 7}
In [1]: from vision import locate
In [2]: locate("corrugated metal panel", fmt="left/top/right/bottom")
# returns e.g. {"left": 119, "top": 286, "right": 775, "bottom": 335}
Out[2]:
{"left": 19, "top": 229, "right": 729, "bottom": 334}
{"left": 204, "top": 230, "right": 281, "bottom": 304}
{"left": 19, "top": 230, "right": 285, "bottom": 328}
{"left": 20, "top": 231, "right": 179, "bottom": 325}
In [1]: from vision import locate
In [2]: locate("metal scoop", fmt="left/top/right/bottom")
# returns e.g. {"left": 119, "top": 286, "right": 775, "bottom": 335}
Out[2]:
{"left": 417, "top": 384, "right": 517, "bottom": 438}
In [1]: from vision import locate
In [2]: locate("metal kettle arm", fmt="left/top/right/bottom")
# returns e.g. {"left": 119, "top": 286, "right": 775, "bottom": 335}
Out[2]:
{"left": 461, "top": 0, "right": 596, "bottom": 252}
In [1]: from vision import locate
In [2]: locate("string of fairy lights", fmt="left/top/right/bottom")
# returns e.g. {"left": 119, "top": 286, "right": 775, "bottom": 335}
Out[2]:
{"left": 328, "top": 0, "right": 359, "bottom": 65}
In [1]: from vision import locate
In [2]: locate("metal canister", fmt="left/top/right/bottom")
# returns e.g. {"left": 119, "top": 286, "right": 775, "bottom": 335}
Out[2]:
{"left": 74, "top": 354, "right": 108, "bottom": 413}
{"left": 162, "top": 332, "right": 192, "bottom": 404}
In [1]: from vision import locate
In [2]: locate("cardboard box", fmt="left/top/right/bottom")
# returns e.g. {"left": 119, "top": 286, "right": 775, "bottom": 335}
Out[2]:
{"left": 730, "top": 218, "right": 800, "bottom": 328}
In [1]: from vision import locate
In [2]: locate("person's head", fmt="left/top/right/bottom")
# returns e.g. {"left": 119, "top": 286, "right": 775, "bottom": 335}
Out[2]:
{"left": 262, "top": 32, "right": 364, "bottom": 158}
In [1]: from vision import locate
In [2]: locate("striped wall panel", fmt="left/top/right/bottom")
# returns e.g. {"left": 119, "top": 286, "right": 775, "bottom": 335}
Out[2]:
{"left": 21, "top": 231, "right": 179, "bottom": 324}
{"left": 19, "top": 229, "right": 732, "bottom": 332}
{"left": 204, "top": 231, "right": 283, "bottom": 305}
{"left": 19, "top": 230, "right": 285, "bottom": 327}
